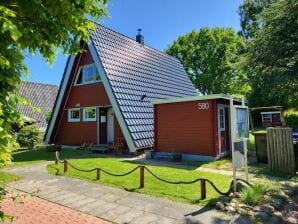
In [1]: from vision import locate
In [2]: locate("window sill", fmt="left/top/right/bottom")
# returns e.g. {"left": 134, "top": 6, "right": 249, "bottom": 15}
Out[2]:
{"left": 68, "top": 120, "right": 80, "bottom": 122}
{"left": 74, "top": 80, "right": 102, "bottom": 87}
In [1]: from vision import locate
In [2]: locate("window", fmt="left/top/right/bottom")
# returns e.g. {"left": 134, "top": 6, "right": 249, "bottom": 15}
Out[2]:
{"left": 219, "top": 109, "right": 225, "bottom": 129}
{"left": 68, "top": 109, "right": 80, "bottom": 122}
{"left": 75, "top": 64, "right": 100, "bottom": 85}
{"left": 83, "top": 107, "right": 96, "bottom": 121}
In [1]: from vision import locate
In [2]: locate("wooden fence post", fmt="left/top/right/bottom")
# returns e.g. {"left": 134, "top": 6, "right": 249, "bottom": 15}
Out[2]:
{"left": 200, "top": 179, "right": 206, "bottom": 199}
{"left": 96, "top": 168, "right": 100, "bottom": 180}
{"left": 64, "top": 159, "right": 68, "bottom": 173}
{"left": 55, "top": 151, "right": 59, "bottom": 165}
{"left": 140, "top": 166, "right": 144, "bottom": 188}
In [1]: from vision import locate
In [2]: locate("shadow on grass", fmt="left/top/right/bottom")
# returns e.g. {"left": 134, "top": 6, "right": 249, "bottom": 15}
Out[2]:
{"left": 121, "top": 156, "right": 233, "bottom": 171}
{"left": 11, "top": 148, "right": 95, "bottom": 165}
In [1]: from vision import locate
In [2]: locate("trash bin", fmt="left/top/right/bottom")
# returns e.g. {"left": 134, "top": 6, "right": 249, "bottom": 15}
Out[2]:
{"left": 253, "top": 132, "right": 267, "bottom": 163}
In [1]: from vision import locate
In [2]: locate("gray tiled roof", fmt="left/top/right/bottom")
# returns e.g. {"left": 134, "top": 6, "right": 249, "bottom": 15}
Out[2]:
{"left": 18, "top": 82, "right": 59, "bottom": 129}
{"left": 91, "top": 25, "right": 198, "bottom": 148}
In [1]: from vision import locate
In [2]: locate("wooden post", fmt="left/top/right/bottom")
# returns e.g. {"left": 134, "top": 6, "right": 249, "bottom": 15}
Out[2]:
{"left": 96, "top": 168, "right": 100, "bottom": 180}
{"left": 55, "top": 151, "right": 60, "bottom": 165}
{"left": 140, "top": 166, "right": 144, "bottom": 188}
{"left": 200, "top": 179, "right": 206, "bottom": 199}
{"left": 64, "top": 159, "right": 68, "bottom": 173}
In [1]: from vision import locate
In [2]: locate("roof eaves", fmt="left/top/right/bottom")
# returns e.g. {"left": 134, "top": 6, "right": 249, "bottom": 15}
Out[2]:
{"left": 152, "top": 94, "right": 240, "bottom": 105}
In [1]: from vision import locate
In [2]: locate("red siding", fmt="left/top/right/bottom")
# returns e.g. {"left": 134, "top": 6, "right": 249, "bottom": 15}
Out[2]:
{"left": 51, "top": 45, "right": 125, "bottom": 146}
{"left": 154, "top": 100, "right": 217, "bottom": 157}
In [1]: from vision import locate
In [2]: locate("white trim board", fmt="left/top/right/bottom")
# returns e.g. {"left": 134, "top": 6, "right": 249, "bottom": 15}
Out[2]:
{"left": 152, "top": 94, "right": 242, "bottom": 105}
{"left": 88, "top": 42, "right": 137, "bottom": 152}
{"left": 45, "top": 56, "right": 75, "bottom": 144}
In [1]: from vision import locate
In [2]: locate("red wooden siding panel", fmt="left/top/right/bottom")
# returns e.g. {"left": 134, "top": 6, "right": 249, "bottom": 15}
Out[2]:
{"left": 154, "top": 100, "right": 217, "bottom": 157}
{"left": 55, "top": 111, "right": 97, "bottom": 145}
{"left": 66, "top": 84, "right": 110, "bottom": 108}
{"left": 52, "top": 45, "right": 125, "bottom": 145}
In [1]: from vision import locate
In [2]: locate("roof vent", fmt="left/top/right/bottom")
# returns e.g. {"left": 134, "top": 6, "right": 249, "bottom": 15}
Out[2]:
{"left": 136, "top": 29, "right": 144, "bottom": 45}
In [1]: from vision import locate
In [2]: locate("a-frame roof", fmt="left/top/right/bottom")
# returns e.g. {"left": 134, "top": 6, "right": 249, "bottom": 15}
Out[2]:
{"left": 18, "top": 81, "right": 58, "bottom": 130}
{"left": 90, "top": 24, "right": 197, "bottom": 149}
{"left": 45, "top": 24, "right": 197, "bottom": 151}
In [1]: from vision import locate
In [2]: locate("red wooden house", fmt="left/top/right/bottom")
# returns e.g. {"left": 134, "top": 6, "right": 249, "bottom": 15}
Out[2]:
{"left": 44, "top": 24, "right": 197, "bottom": 152}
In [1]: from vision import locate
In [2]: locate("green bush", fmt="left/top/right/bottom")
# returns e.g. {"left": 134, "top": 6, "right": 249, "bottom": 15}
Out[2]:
{"left": 17, "top": 125, "right": 41, "bottom": 149}
{"left": 284, "top": 110, "right": 298, "bottom": 128}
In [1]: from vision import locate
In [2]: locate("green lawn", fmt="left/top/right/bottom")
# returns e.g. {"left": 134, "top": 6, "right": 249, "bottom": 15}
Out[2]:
{"left": 47, "top": 156, "right": 232, "bottom": 205}
{"left": 0, "top": 148, "right": 93, "bottom": 185}
{"left": 0, "top": 171, "right": 20, "bottom": 185}
{"left": 10, "top": 147, "right": 93, "bottom": 166}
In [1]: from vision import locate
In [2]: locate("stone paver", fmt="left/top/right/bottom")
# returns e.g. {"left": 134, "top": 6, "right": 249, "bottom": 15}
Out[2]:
{"left": 1, "top": 191, "right": 110, "bottom": 224}
{"left": 3, "top": 162, "right": 230, "bottom": 224}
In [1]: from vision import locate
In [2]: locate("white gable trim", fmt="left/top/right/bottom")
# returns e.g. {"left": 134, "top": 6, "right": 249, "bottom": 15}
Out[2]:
{"left": 88, "top": 42, "right": 137, "bottom": 152}
{"left": 44, "top": 56, "right": 75, "bottom": 144}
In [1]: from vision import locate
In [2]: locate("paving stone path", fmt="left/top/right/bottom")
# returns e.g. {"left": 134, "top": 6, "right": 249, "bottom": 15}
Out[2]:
{"left": 3, "top": 162, "right": 230, "bottom": 224}
{"left": 1, "top": 191, "right": 110, "bottom": 224}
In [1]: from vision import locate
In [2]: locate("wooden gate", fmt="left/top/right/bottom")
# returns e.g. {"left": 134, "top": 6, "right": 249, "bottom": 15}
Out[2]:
{"left": 267, "top": 127, "right": 296, "bottom": 175}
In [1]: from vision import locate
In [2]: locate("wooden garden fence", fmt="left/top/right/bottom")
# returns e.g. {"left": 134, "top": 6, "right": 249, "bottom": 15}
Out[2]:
{"left": 267, "top": 127, "right": 296, "bottom": 175}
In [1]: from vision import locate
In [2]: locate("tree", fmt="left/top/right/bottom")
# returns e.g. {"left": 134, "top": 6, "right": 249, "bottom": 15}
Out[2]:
{"left": 45, "top": 111, "right": 52, "bottom": 124}
{"left": 246, "top": 0, "right": 298, "bottom": 108}
{"left": 0, "top": 1, "right": 108, "bottom": 219}
{"left": 0, "top": 0, "right": 108, "bottom": 166}
{"left": 165, "top": 27, "right": 248, "bottom": 95}
{"left": 238, "top": 0, "right": 275, "bottom": 39}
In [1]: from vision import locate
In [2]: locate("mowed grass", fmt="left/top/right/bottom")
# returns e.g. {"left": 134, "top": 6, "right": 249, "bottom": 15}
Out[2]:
{"left": 10, "top": 148, "right": 93, "bottom": 166}
{"left": 0, "top": 171, "right": 20, "bottom": 185}
{"left": 47, "top": 156, "right": 232, "bottom": 205}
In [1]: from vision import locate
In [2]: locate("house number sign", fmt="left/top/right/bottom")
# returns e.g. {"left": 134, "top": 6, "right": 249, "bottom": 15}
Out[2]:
{"left": 198, "top": 102, "right": 209, "bottom": 110}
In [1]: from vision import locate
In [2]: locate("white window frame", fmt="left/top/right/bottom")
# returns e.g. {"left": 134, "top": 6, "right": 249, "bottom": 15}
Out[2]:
{"left": 68, "top": 108, "right": 81, "bottom": 122}
{"left": 74, "top": 63, "right": 101, "bottom": 86}
{"left": 83, "top": 107, "right": 97, "bottom": 122}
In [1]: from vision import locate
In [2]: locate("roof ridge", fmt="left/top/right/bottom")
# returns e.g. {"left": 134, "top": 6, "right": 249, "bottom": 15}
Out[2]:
{"left": 90, "top": 21, "right": 181, "bottom": 63}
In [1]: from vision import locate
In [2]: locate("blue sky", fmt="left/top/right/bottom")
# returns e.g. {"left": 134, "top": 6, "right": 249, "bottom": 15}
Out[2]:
{"left": 23, "top": 0, "right": 243, "bottom": 85}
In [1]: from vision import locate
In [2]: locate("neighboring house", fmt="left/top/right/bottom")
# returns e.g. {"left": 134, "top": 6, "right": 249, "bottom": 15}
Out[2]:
{"left": 261, "top": 111, "right": 282, "bottom": 127}
{"left": 18, "top": 82, "right": 59, "bottom": 133}
{"left": 45, "top": 24, "right": 197, "bottom": 152}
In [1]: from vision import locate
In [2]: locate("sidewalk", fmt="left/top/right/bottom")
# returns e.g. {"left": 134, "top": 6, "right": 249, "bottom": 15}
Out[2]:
{"left": 2, "top": 162, "right": 230, "bottom": 224}
{"left": 1, "top": 190, "right": 109, "bottom": 224}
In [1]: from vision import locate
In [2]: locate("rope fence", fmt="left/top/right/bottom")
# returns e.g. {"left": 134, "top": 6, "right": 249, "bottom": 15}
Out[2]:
{"left": 54, "top": 151, "right": 251, "bottom": 199}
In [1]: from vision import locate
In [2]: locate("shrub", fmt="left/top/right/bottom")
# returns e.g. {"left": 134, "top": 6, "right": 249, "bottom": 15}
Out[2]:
{"left": 17, "top": 125, "right": 41, "bottom": 149}
{"left": 284, "top": 109, "right": 298, "bottom": 128}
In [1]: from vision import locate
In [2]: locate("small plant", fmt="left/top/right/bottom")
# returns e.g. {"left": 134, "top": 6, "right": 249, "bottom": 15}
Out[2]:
{"left": 17, "top": 125, "right": 41, "bottom": 149}
{"left": 240, "top": 179, "right": 280, "bottom": 206}
{"left": 240, "top": 184, "right": 266, "bottom": 206}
